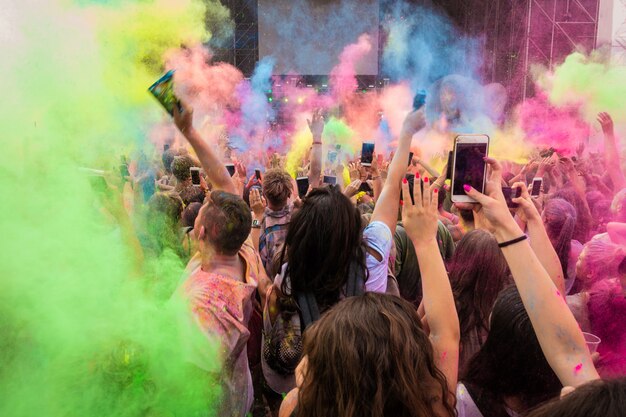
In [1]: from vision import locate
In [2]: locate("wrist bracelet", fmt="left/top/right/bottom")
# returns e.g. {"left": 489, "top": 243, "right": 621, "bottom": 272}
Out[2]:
{"left": 312, "top": 141, "right": 322, "bottom": 145}
{"left": 498, "top": 235, "right": 527, "bottom": 248}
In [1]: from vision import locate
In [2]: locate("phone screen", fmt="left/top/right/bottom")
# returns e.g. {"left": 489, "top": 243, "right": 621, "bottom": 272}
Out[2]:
{"left": 453, "top": 142, "right": 488, "bottom": 196}
{"left": 445, "top": 151, "right": 453, "bottom": 180}
{"left": 190, "top": 168, "right": 201, "bottom": 186}
{"left": 323, "top": 175, "right": 337, "bottom": 185}
{"left": 408, "top": 152, "right": 414, "bottom": 167}
{"left": 119, "top": 163, "right": 130, "bottom": 178}
{"left": 328, "top": 151, "right": 338, "bottom": 164}
{"left": 148, "top": 70, "right": 182, "bottom": 116}
{"left": 502, "top": 187, "right": 521, "bottom": 208}
{"left": 531, "top": 178, "right": 542, "bottom": 197}
{"left": 361, "top": 142, "right": 375, "bottom": 166}
{"left": 255, "top": 169, "right": 262, "bottom": 180}
{"left": 296, "top": 177, "right": 309, "bottom": 198}
{"left": 225, "top": 164, "right": 236, "bottom": 177}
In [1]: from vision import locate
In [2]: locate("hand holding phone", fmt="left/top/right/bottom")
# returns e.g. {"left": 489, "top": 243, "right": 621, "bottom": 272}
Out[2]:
{"left": 361, "top": 142, "right": 375, "bottom": 167}
{"left": 413, "top": 90, "right": 427, "bottom": 111}
{"left": 148, "top": 70, "right": 183, "bottom": 117}
{"left": 502, "top": 186, "right": 522, "bottom": 208}
{"left": 451, "top": 135, "right": 490, "bottom": 203}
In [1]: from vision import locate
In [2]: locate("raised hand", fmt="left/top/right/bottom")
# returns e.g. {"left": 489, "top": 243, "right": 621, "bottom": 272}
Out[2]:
{"left": 307, "top": 109, "right": 325, "bottom": 138}
{"left": 344, "top": 180, "right": 362, "bottom": 198}
{"left": 249, "top": 187, "right": 266, "bottom": 218}
{"left": 597, "top": 112, "right": 614, "bottom": 136}
{"left": 401, "top": 108, "right": 426, "bottom": 137}
{"left": 172, "top": 100, "right": 193, "bottom": 134}
{"left": 401, "top": 175, "right": 440, "bottom": 246}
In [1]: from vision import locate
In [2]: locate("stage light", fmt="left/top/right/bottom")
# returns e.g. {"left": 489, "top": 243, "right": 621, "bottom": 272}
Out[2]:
{"left": 297, "top": 97, "right": 304, "bottom": 104}
{"left": 284, "top": 98, "right": 289, "bottom": 103}
{"left": 268, "top": 97, "right": 273, "bottom": 102}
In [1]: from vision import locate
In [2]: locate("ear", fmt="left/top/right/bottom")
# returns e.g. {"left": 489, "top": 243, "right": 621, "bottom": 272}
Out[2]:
{"left": 197, "top": 226, "right": 206, "bottom": 241}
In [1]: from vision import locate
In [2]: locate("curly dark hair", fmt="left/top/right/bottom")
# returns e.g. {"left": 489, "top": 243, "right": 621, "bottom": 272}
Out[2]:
{"left": 171, "top": 156, "right": 195, "bottom": 182}
{"left": 297, "top": 293, "right": 456, "bottom": 417}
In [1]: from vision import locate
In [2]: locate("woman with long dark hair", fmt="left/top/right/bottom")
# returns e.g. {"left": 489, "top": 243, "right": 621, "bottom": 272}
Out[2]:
{"left": 449, "top": 229, "right": 511, "bottom": 373}
{"left": 263, "top": 109, "right": 429, "bottom": 394}
{"left": 542, "top": 198, "right": 580, "bottom": 293}
{"left": 279, "top": 171, "right": 460, "bottom": 417}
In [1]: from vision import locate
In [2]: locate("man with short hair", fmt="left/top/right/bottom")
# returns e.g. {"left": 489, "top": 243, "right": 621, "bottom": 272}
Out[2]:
{"left": 258, "top": 168, "right": 294, "bottom": 274}
{"left": 172, "top": 103, "right": 270, "bottom": 417}
{"left": 171, "top": 155, "right": 205, "bottom": 206}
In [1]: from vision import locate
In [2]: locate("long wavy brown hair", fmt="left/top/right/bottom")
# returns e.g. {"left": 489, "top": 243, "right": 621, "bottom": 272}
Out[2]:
{"left": 296, "top": 293, "right": 456, "bottom": 417}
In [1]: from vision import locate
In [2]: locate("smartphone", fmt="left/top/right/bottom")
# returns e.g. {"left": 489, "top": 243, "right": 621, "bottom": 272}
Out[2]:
{"left": 451, "top": 135, "right": 490, "bottom": 203}
{"left": 361, "top": 142, "right": 375, "bottom": 167}
{"left": 148, "top": 70, "right": 183, "bottom": 116}
{"left": 408, "top": 152, "right": 414, "bottom": 167}
{"left": 225, "top": 164, "right": 236, "bottom": 177}
{"left": 358, "top": 181, "right": 372, "bottom": 193}
{"left": 190, "top": 167, "right": 201, "bottom": 187}
{"left": 328, "top": 151, "right": 338, "bottom": 164}
{"left": 413, "top": 90, "right": 427, "bottom": 111}
{"left": 502, "top": 187, "right": 522, "bottom": 208}
{"left": 531, "top": 177, "right": 543, "bottom": 197}
{"left": 445, "top": 151, "right": 453, "bottom": 180}
{"left": 119, "top": 163, "right": 130, "bottom": 179}
{"left": 323, "top": 175, "right": 337, "bottom": 185}
{"left": 255, "top": 169, "right": 262, "bottom": 181}
{"left": 296, "top": 177, "right": 309, "bottom": 198}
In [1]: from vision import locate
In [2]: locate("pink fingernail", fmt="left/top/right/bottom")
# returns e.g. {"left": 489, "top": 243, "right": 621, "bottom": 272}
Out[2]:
{"left": 415, "top": 172, "right": 420, "bottom": 179}
{"left": 402, "top": 178, "right": 408, "bottom": 184}
{"left": 424, "top": 177, "right": 429, "bottom": 183}
{"left": 463, "top": 184, "right": 471, "bottom": 192}
{"left": 433, "top": 188, "right": 438, "bottom": 194}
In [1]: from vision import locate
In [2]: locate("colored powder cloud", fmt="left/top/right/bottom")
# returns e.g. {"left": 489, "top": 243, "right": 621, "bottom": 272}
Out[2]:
{"left": 534, "top": 51, "right": 626, "bottom": 123}
{"left": 0, "top": 0, "right": 225, "bottom": 416}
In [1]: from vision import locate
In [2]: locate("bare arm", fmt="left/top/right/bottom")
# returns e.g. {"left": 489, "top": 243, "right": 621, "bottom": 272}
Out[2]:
{"left": 371, "top": 109, "right": 426, "bottom": 234}
{"left": 598, "top": 112, "right": 626, "bottom": 191}
{"left": 173, "top": 103, "right": 237, "bottom": 195}
{"left": 307, "top": 110, "right": 324, "bottom": 188}
{"left": 416, "top": 158, "right": 440, "bottom": 179}
{"left": 512, "top": 182, "right": 566, "bottom": 296}
{"left": 463, "top": 159, "right": 599, "bottom": 387}
{"left": 401, "top": 178, "right": 459, "bottom": 396}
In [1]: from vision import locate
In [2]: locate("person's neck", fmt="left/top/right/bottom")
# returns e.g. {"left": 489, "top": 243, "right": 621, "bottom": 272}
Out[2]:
{"left": 201, "top": 249, "right": 240, "bottom": 272}
{"left": 268, "top": 202, "right": 286, "bottom": 212}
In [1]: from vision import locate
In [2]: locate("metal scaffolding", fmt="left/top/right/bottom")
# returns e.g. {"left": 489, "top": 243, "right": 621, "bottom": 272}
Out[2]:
{"left": 447, "top": 0, "right": 600, "bottom": 105}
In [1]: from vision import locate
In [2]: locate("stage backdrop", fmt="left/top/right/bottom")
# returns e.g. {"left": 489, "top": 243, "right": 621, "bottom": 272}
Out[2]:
{"left": 258, "top": 0, "right": 380, "bottom": 75}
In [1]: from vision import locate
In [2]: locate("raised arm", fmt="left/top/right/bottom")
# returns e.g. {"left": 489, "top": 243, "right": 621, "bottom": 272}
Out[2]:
{"left": 371, "top": 109, "right": 425, "bottom": 233}
{"left": 512, "top": 181, "right": 566, "bottom": 296}
{"left": 416, "top": 157, "right": 440, "bottom": 179}
{"left": 307, "top": 110, "right": 324, "bottom": 189}
{"left": 598, "top": 112, "right": 626, "bottom": 191}
{"left": 401, "top": 176, "right": 459, "bottom": 396}
{"left": 173, "top": 103, "right": 237, "bottom": 195}
{"left": 461, "top": 159, "right": 599, "bottom": 387}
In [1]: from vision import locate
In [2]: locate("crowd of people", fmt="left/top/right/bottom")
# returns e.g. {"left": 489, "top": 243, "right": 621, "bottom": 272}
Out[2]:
{"left": 98, "top": 95, "right": 626, "bottom": 417}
